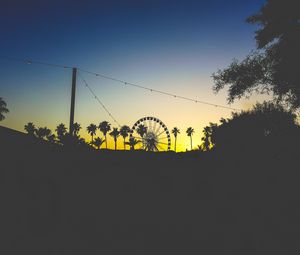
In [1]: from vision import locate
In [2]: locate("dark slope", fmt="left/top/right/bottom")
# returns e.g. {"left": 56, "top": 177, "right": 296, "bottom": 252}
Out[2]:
{"left": 1, "top": 126, "right": 300, "bottom": 255}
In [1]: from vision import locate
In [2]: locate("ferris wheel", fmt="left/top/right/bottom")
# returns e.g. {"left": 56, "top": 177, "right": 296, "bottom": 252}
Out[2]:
{"left": 130, "top": 117, "right": 171, "bottom": 152}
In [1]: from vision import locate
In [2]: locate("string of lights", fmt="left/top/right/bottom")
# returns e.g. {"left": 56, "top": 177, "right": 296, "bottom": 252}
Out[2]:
{"left": 78, "top": 68, "right": 241, "bottom": 111}
{"left": 0, "top": 55, "right": 241, "bottom": 111}
{"left": 78, "top": 73, "right": 121, "bottom": 127}
{"left": 0, "top": 55, "right": 72, "bottom": 69}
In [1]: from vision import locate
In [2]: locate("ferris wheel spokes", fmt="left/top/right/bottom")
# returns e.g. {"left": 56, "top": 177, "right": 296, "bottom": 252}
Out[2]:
{"left": 130, "top": 117, "right": 171, "bottom": 152}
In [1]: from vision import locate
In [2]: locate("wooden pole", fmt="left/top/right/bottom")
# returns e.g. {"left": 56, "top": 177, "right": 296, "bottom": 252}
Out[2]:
{"left": 69, "top": 67, "right": 77, "bottom": 135}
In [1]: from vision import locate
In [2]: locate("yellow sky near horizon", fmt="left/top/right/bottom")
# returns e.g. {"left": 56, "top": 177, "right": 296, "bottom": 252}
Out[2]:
{"left": 1, "top": 89, "right": 270, "bottom": 152}
{"left": 1, "top": 61, "right": 273, "bottom": 152}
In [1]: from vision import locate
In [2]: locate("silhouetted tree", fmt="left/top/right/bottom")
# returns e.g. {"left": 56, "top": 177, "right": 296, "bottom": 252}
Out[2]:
{"left": 186, "top": 127, "right": 194, "bottom": 151}
{"left": 0, "top": 97, "right": 9, "bottom": 121}
{"left": 212, "top": 0, "right": 300, "bottom": 109}
{"left": 73, "top": 122, "right": 81, "bottom": 136}
{"left": 109, "top": 128, "right": 120, "bottom": 150}
{"left": 36, "top": 127, "right": 50, "bottom": 140}
{"left": 56, "top": 123, "right": 67, "bottom": 139}
{"left": 92, "top": 137, "right": 105, "bottom": 150}
{"left": 120, "top": 125, "right": 131, "bottom": 150}
{"left": 136, "top": 124, "right": 147, "bottom": 138}
{"left": 47, "top": 134, "right": 56, "bottom": 144}
{"left": 125, "top": 137, "right": 140, "bottom": 150}
{"left": 171, "top": 127, "right": 180, "bottom": 152}
{"left": 24, "top": 122, "right": 36, "bottom": 137}
{"left": 99, "top": 121, "right": 111, "bottom": 149}
{"left": 144, "top": 138, "right": 158, "bottom": 152}
{"left": 202, "top": 101, "right": 299, "bottom": 154}
{"left": 44, "top": 128, "right": 51, "bottom": 138}
{"left": 57, "top": 132, "right": 87, "bottom": 148}
{"left": 200, "top": 124, "right": 217, "bottom": 151}
{"left": 35, "top": 127, "right": 43, "bottom": 139}
{"left": 87, "top": 124, "right": 97, "bottom": 142}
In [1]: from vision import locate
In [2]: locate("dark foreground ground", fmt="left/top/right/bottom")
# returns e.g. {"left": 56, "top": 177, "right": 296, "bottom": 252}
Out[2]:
{"left": 1, "top": 126, "right": 300, "bottom": 254}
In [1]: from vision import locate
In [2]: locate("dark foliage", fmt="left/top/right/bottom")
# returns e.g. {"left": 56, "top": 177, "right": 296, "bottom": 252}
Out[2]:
{"left": 0, "top": 97, "right": 9, "bottom": 121}
{"left": 213, "top": 0, "right": 300, "bottom": 109}
{"left": 201, "top": 102, "right": 300, "bottom": 157}
{"left": 1, "top": 124, "right": 300, "bottom": 254}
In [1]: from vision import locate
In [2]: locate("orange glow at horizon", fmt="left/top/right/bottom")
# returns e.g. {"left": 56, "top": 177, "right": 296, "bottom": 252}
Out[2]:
{"left": 1, "top": 95, "right": 270, "bottom": 152}
{"left": 1, "top": 67, "right": 272, "bottom": 152}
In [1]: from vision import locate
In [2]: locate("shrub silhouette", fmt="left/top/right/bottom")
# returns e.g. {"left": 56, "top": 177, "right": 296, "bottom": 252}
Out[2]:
{"left": 92, "top": 137, "right": 105, "bottom": 149}
{"left": 202, "top": 102, "right": 299, "bottom": 155}
{"left": 125, "top": 137, "right": 140, "bottom": 150}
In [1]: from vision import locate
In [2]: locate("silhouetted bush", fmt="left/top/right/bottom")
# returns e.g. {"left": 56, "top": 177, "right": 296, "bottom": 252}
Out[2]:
{"left": 202, "top": 102, "right": 300, "bottom": 157}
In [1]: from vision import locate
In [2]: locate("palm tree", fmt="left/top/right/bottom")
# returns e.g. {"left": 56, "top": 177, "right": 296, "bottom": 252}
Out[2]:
{"left": 35, "top": 128, "right": 44, "bottom": 139}
{"left": 24, "top": 122, "right": 36, "bottom": 136}
{"left": 201, "top": 125, "right": 215, "bottom": 151}
{"left": 136, "top": 124, "right": 147, "bottom": 138}
{"left": 0, "top": 97, "right": 9, "bottom": 121}
{"left": 186, "top": 127, "right": 195, "bottom": 151}
{"left": 171, "top": 127, "right": 180, "bottom": 152}
{"left": 36, "top": 127, "right": 49, "bottom": 140}
{"left": 120, "top": 125, "right": 131, "bottom": 150}
{"left": 125, "top": 137, "right": 140, "bottom": 151}
{"left": 47, "top": 134, "right": 56, "bottom": 144}
{"left": 201, "top": 127, "right": 209, "bottom": 151}
{"left": 92, "top": 137, "right": 105, "bottom": 150}
{"left": 56, "top": 123, "right": 67, "bottom": 138}
{"left": 44, "top": 128, "right": 51, "bottom": 137}
{"left": 99, "top": 121, "right": 111, "bottom": 149}
{"left": 87, "top": 123, "right": 97, "bottom": 142}
{"left": 109, "top": 128, "right": 120, "bottom": 150}
{"left": 73, "top": 122, "right": 81, "bottom": 136}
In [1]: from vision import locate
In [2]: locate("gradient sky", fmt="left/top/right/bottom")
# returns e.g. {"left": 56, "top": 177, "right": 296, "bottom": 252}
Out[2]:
{"left": 0, "top": 0, "right": 268, "bottom": 151}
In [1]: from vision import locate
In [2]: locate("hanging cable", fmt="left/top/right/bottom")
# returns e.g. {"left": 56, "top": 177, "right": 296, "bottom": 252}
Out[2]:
{"left": 78, "top": 68, "right": 241, "bottom": 111}
{"left": 0, "top": 56, "right": 72, "bottom": 69}
{"left": 78, "top": 72, "right": 121, "bottom": 127}
{"left": 0, "top": 55, "right": 241, "bottom": 111}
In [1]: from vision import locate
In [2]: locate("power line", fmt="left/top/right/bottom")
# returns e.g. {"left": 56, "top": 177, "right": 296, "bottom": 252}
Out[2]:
{"left": 0, "top": 56, "right": 122, "bottom": 126}
{"left": 0, "top": 56, "right": 72, "bottom": 69}
{"left": 78, "top": 68, "right": 241, "bottom": 111}
{"left": 0, "top": 55, "right": 241, "bottom": 111}
{"left": 78, "top": 72, "right": 121, "bottom": 127}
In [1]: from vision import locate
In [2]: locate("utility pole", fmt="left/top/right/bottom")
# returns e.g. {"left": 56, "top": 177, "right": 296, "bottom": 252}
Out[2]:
{"left": 69, "top": 67, "right": 77, "bottom": 135}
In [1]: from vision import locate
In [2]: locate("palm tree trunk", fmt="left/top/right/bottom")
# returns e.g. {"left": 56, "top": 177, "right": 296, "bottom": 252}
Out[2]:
{"left": 190, "top": 136, "right": 193, "bottom": 150}
{"left": 114, "top": 139, "right": 117, "bottom": 150}
{"left": 124, "top": 138, "right": 126, "bottom": 150}
{"left": 105, "top": 135, "right": 107, "bottom": 149}
{"left": 175, "top": 137, "right": 177, "bottom": 152}
{"left": 91, "top": 134, "right": 94, "bottom": 143}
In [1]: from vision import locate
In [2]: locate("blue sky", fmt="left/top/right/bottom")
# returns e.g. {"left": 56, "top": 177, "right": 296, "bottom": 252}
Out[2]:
{"left": 0, "top": 0, "right": 267, "bottom": 150}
